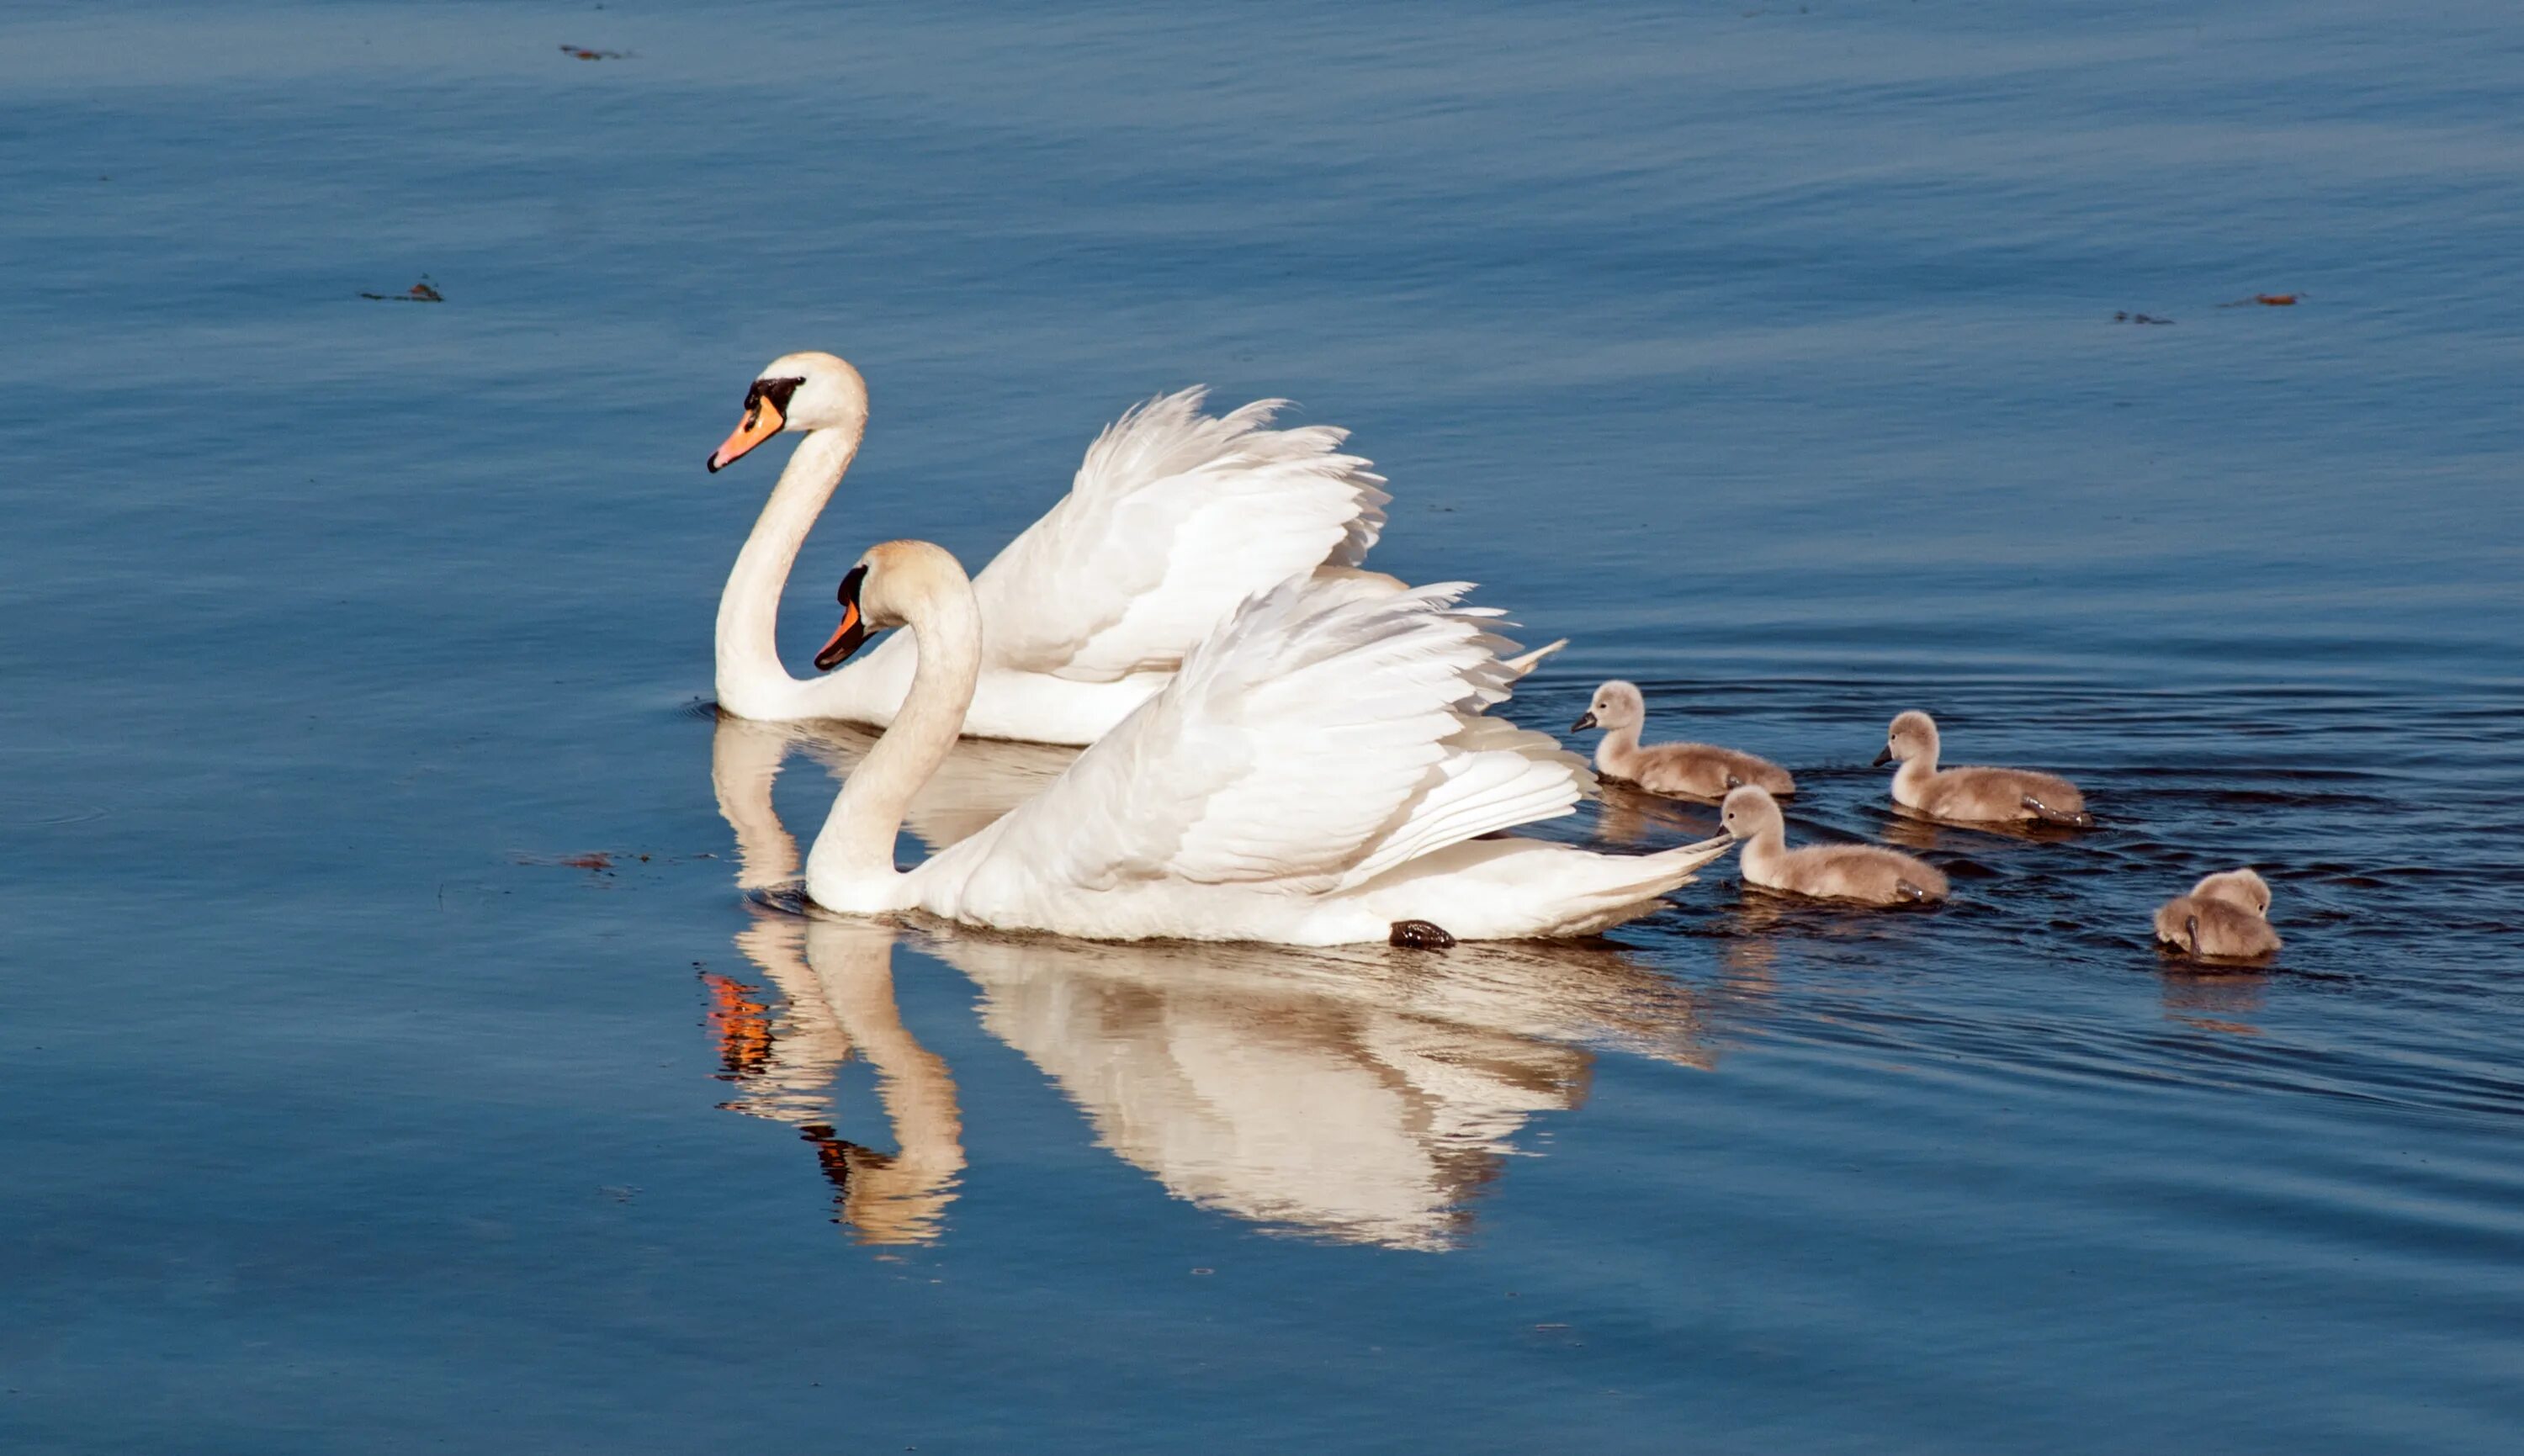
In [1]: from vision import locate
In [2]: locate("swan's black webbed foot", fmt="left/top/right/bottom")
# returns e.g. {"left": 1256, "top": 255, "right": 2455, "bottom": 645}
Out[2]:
{"left": 2021, "top": 793, "right": 2096, "bottom": 828}
{"left": 2186, "top": 913, "right": 2203, "bottom": 959}
{"left": 1894, "top": 879, "right": 1932, "bottom": 905}
{"left": 1389, "top": 919, "right": 1456, "bottom": 950}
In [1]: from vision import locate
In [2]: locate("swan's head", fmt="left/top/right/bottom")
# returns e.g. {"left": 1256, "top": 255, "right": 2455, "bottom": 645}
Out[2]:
{"left": 2193, "top": 868, "right": 2273, "bottom": 916}
{"left": 1718, "top": 785, "right": 1784, "bottom": 841}
{"left": 707, "top": 351, "right": 870, "bottom": 473}
{"left": 1571, "top": 680, "right": 1645, "bottom": 733}
{"left": 813, "top": 540, "right": 970, "bottom": 671}
{"left": 1874, "top": 710, "right": 1938, "bottom": 768}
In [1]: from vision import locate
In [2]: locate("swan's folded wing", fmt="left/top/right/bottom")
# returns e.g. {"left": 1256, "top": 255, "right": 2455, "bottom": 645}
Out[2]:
{"left": 965, "top": 579, "right": 1591, "bottom": 896}
{"left": 969, "top": 390, "right": 1391, "bottom": 683}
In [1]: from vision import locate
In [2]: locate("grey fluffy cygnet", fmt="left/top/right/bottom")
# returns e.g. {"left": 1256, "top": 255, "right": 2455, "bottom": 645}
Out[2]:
{"left": 1874, "top": 710, "right": 2093, "bottom": 827}
{"left": 1719, "top": 786, "right": 1949, "bottom": 906}
{"left": 1572, "top": 681, "right": 1796, "bottom": 801}
{"left": 2153, "top": 869, "right": 2281, "bottom": 960}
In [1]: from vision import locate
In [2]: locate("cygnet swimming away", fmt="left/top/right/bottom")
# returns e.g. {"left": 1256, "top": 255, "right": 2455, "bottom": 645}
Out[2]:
{"left": 1572, "top": 680, "right": 1796, "bottom": 801}
{"left": 1719, "top": 786, "right": 1949, "bottom": 906}
{"left": 2153, "top": 868, "right": 2281, "bottom": 960}
{"left": 1874, "top": 710, "right": 2092, "bottom": 827}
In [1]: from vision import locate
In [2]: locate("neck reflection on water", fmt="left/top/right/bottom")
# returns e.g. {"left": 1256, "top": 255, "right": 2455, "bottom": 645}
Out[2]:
{"left": 704, "top": 713, "right": 1716, "bottom": 1251}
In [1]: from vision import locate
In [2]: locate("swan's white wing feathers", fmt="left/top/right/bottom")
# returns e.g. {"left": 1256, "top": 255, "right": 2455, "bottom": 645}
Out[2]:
{"left": 971, "top": 579, "right": 1588, "bottom": 896}
{"left": 970, "top": 390, "right": 1390, "bottom": 683}
{"left": 1339, "top": 717, "right": 1591, "bottom": 888}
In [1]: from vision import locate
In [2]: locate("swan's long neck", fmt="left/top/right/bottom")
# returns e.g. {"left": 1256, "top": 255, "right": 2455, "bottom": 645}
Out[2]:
{"left": 709, "top": 715, "right": 803, "bottom": 889}
{"left": 1894, "top": 742, "right": 1939, "bottom": 803}
{"left": 805, "top": 574, "right": 983, "bottom": 912}
{"left": 1740, "top": 823, "right": 1789, "bottom": 882}
{"left": 1595, "top": 723, "right": 1644, "bottom": 777}
{"left": 716, "top": 425, "right": 865, "bottom": 714}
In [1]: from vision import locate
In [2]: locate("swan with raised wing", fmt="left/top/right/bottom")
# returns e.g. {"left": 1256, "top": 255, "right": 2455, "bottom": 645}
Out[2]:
{"left": 795, "top": 541, "right": 1728, "bottom": 945}
{"left": 707, "top": 352, "right": 1403, "bottom": 744}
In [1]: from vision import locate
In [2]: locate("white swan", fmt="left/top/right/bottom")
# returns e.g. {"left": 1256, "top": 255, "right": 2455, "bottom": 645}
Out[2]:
{"left": 708, "top": 352, "right": 1395, "bottom": 744}
{"left": 798, "top": 541, "right": 1731, "bottom": 945}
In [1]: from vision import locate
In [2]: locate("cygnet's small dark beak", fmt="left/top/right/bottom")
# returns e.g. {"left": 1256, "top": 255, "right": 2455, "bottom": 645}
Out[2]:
{"left": 1571, "top": 712, "right": 1599, "bottom": 733}
{"left": 1871, "top": 746, "right": 1895, "bottom": 767}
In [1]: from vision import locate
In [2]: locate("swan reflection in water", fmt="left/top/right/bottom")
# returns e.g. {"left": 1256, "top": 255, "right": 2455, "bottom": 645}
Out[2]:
{"left": 705, "top": 712, "right": 1717, "bottom": 1250}
{"left": 704, "top": 913, "right": 965, "bottom": 1245}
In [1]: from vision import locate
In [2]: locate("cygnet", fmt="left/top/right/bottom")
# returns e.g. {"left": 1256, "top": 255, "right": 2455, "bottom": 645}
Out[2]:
{"left": 2153, "top": 868, "right": 2281, "bottom": 960}
{"left": 1720, "top": 786, "right": 1949, "bottom": 906}
{"left": 1572, "top": 680, "right": 1795, "bottom": 801}
{"left": 1874, "top": 710, "right": 2092, "bottom": 827}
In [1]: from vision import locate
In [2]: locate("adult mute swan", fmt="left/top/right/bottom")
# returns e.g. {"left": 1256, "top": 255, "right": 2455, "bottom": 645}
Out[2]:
{"left": 707, "top": 352, "right": 1397, "bottom": 744}
{"left": 797, "top": 541, "right": 1731, "bottom": 945}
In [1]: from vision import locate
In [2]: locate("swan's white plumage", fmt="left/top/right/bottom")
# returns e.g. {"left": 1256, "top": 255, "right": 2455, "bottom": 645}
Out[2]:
{"left": 975, "top": 391, "right": 1390, "bottom": 684}
{"left": 717, "top": 359, "right": 1392, "bottom": 744}
{"left": 964, "top": 580, "right": 1580, "bottom": 897}
{"left": 804, "top": 552, "right": 1729, "bottom": 944}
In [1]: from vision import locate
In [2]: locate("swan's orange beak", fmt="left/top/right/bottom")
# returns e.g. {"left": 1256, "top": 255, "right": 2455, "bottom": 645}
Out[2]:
{"left": 707, "top": 394, "right": 786, "bottom": 473}
{"left": 814, "top": 565, "right": 872, "bottom": 671}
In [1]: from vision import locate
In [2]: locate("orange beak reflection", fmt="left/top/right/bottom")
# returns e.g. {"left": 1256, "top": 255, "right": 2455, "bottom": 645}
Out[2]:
{"left": 706, "top": 394, "right": 786, "bottom": 473}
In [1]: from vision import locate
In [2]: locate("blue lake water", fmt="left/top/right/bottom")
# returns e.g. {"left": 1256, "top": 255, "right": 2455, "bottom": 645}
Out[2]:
{"left": 6, "top": 1, "right": 2522, "bottom": 1449}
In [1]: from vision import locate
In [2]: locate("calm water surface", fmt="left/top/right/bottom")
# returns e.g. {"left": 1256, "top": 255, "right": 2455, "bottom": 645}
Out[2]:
{"left": 6, "top": 2, "right": 2521, "bottom": 1451}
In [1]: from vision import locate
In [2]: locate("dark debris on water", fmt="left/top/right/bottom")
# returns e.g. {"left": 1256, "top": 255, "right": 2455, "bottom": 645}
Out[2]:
{"left": 360, "top": 278, "right": 443, "bottom": 303}
{"left": 560, "top": 44, "right": 632, "bottom": 61}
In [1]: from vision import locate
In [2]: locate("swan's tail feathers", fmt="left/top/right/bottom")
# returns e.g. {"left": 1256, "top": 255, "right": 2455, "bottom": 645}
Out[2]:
{"left": 2022, "top": 793, "right": 2095, "bottom": 829}
{"left": 1651, "top": 834, "right": 1735, "bottom": 885}
{"left": 1501, "top": 637, "right": 1568, "bottom": 681}
{"left": 1533, "top": 835, "right": 1735, "bottom": 937}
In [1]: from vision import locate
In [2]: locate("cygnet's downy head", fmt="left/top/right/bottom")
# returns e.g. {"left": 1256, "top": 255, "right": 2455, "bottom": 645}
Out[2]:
{"left": 1873, "top": 710, "right": 1940, "bottom": 768}
{"left": 814, "top": 540, "right": 960, "bottom": 670}
{"left": 1718, "top": 785, "right": 1784, "bottom": 841}
{"left": 2193, "top": 867, "right": 2274, "bottom": 916}
{"left": 1571, "top": 680, "right": 1646, "bottom": 734}
{"left": 707, "top": 351, "right": 872, "bottom": 473}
